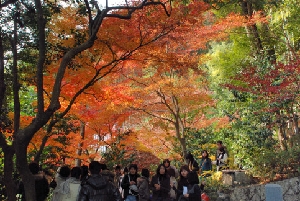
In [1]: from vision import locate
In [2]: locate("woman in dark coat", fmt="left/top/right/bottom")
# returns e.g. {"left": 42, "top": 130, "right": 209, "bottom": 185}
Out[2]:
{"left": 176, "top": 165, "right": 190, "bottom": 200}
{"left": 150, "top": 164, "right": 170, "bottom": 201}
{"left": 121, "top": 164, "right": 140, "bottom": 201}
{"left": 185, "top": 153, "right": 199, "bottom": 172}
{"left": 181, "top": 171, "right": 201, "bottom": 201}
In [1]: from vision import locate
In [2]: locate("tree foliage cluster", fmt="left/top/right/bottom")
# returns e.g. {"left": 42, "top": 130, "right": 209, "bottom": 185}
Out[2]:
{"left": 1, "top": 0, "right": 300, "bottom": 200}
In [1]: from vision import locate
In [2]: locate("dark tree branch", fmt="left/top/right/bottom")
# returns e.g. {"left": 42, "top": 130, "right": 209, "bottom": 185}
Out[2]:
{"left": 0, "top": 0, "right": 17, "bottom": 8}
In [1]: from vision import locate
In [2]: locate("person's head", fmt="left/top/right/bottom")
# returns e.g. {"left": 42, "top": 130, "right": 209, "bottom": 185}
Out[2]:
{"left": 202, "top": 150, "right": 209, "bottom": 159}
{"left": 59, "top": 166, "right": 71, "bottom": 178}
{"left": 185, "top": 152, "right": 194, "bottom": 163}
{"left": 128, "top": 164, "right": 138, "bottom": 175}
{"left": 163, "top": 159, "right": 170, "bottom": 168}
{"left": 187, "top": 171, "right": 199, "bottom": 185}
{"left": 28, "top": 162, "right": 40, "bottom": 175}
{"left": 156, "top": 164, "right": 167, "bottom": 176}
{"left": 141, "top": 168, "right": 150, "bottom": 178}
{"left": 81, "top": 165, "right": 89, "bottom": 180}
{"left": 71, "top": 167, "right": 81, "bottom": 179}
{"left": 180, "top": 165, "right": 190, "bottom": 178}
{"left": 100, "top": 163, "right": 108, "bottom": 171}
{"left": 167, "top": 167, "right": 175, "bottom": 177}
{"left": 115, "top": 165, "right": 121, "bottom": 174}
{"left": 219, "top": 147, "right": 225, "bottom": 153}
{"left": 89, "top": 161, "right": 102, "bottom": 175}
{"left": 123, "top": 167, "right": 129, "bottom": 174}
{"left": 217, "top": 140, "right": 223, "bottom": 149}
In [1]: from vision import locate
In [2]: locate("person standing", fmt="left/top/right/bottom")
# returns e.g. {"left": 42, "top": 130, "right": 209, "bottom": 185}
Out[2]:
{"left": 216, "top": 147, "right": 228, "bottom": 171}
{"left": 18, "top": 162, "right": 50, "bottom": 201}
{"left": 137, "top": 168, "right": 150, "bottom": 201}
{"left": 215, "top": 141, "right": 228, "bottom": 159}
{"left": 121, "top": 164, "right": 140, "bottom": 201}
{"left": 163, "top": 159, "right": 179, "bottom": 178}
{"left": 52, "top": 166, "right": 71, "bottom": 201}
{"left": 77, "top": 161, "right": 122, "bottom": 201}
{"left": 185, "top": 153, "right": 199, "bottom": 172}
{"left": 60, "top": 166, "right": 81, "bottom": 200}
{"left": 199, "top": 150, "right": 212, "bottom": 174}
{"left": 150, "top": 164, "right": 171, "bottom": 201}
{"left": 114, "top": 165, "right": 122, "bottom": 188}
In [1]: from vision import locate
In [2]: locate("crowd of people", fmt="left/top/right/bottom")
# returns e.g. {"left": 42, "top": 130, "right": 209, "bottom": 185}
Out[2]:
{"left": 18, "top": 141, "right": 229, "bottom": 201}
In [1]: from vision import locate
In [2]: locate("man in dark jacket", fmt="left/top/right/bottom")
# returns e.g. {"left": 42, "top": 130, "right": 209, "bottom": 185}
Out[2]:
{"left": 77, "top": 161, "right": 122, "bottom": 201}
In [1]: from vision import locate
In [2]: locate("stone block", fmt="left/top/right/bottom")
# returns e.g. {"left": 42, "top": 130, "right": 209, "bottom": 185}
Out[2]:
{"left": 265, "top": 184, "right": 283, "bottom": 201}
{"left": 222, "top": 170, "right": 251, "bottom": 186}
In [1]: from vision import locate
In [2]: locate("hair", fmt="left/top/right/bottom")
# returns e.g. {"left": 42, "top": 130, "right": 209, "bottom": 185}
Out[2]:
{"left": 185, "top": 152, "right": 195, "bottom": 162}
{"left": 179, "top": 165, "right": 190, "bottom": 180}
{"left": 187, "top": 171, "right": 199, "bottom": 185}
{"left": 163, "top": 159, "right": 170, "bottom": 164}
{"left": 219, "top": 147, "right": 225, "bottom": 153}
{"left": 59, "top": 166, "right": 71, "bottom": 178}
{"left": 217, "top": 140, "right": 223, "bottom": 144}
{"left": 28, "top": 162, "right": 40, "bottom": 174}
{"left": 71, "top": 167, "right": 81, "bottom": 179}
{"left": 167, "top": 167, "right": 175, "bottom": 177}
{"left": 156, "top": 164, "right": 167, "bottom": 176}
{"left": 180, "top": 165, "right": 190, "bottom": 173}
{"left": 202, "top": 150, "right": 209, "bottom": 158}
{"left": 115, "top": 165, "right": 121, "bottom": 170}
{"left": 81, "top": 165, "right": 89, "bottom": 181}
{"left": 123, "top": 167, "right": 129, "bottom": 173}
{"left": 100, "top": 163, "right": 108, "bottom": 170}
{"left": 128, "top": 164, "right": 138, "bottom": 171}
{"left": 89, "top": 161, "right": 102, "bottom": 175}
{"left": 141, "top": 168, "right": 150, "bottom": 178}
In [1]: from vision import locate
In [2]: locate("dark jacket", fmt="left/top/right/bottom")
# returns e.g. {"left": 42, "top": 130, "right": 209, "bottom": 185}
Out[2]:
{"left": 176, "top": 177, "right": 189, "bottom": 200}
{"left": 101, "top": 169, "right": 115, "bottom": 183}
{"left": 121, "top": 173, "right": 140, "bottom": 199}
{"left": 137, "top": 176, "right": 150, "bottom": 201}
{"left": 178, "top": 184, "right": 201, "bottom": 201}
{"left": 77, "top": 174, "right": 122, "bottom": 201}
{"left": 188, "top": 160, "right": 199, "bottom": 172}
{"left": 150, "top": 174, "right": 170, "bottom": 200}
{"left": 19, "top": 174, "right": 50, "bottom": 201}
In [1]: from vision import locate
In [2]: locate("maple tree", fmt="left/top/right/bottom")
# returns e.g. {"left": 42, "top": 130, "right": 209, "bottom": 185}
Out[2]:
{"left": 113, "top": 1, "right": 249, "bottom": 159}
{"left": 0, "top": 0, "right": 178, "bottom": 199}
{"left": 33, "top": 0, "right": 244, "bottom": 168}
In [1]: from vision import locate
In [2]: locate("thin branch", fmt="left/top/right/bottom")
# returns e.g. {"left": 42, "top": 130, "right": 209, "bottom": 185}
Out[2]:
{"left": 131, "top": 106, "right": 174, "bottom": 123}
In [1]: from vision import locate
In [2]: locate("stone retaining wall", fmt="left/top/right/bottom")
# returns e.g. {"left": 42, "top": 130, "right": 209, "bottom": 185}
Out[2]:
{"left": 229, "top": 177, "right": 300, "bottom": 201}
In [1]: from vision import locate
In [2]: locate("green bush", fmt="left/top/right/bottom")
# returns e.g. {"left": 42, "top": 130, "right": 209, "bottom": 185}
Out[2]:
{"left": 249, "top": 146, "right": 300, "bottom": 181}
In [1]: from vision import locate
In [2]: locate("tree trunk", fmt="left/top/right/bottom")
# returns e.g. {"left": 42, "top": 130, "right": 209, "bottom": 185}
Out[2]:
{"left": 3, "top": 146, "right": 16, "bottom": 201}
{"left": 15, "top": 132, "right": 36, "bottom": 201}
{"left": 278, "top": 121, "right": 288, "bottom": 151}
{"left": 0, "top": 32, "right": 5, "bottom": 108}
{"left": 293, "top": 114, "right": 299, "bottom": 136}
{"left": 240, "top": 0, "right": 263, "bottom": 53}
{"left": 174, "top": 119, "right": 187, "bottom": 158}
{"left": 75, "top": 121, "right": 85, "bottom": 167}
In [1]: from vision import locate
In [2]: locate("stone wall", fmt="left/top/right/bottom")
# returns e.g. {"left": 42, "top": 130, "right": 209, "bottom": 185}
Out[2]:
{"left": 229, "top": 177, "right": 300, "bottom": 201}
